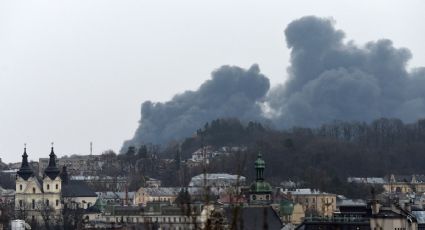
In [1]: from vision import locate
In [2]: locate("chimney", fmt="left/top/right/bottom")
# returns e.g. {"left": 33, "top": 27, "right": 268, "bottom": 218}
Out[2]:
{"left": 125, "top": 184, "right": 128, "bottom": 206}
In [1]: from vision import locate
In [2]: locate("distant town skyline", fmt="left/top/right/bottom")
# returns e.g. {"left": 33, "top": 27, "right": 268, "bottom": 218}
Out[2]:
{"left": 1, "top": 0, "right": 425, "bottom": 163}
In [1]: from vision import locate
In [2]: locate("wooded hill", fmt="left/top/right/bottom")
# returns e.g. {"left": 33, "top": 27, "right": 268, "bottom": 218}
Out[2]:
{"left": 162, "top": 117, "right": 425, "bottom": 198}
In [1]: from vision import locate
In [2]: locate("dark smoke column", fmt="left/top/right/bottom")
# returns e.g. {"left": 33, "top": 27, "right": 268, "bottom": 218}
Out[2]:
{"left": 267, "top": 16, "right": 425, "bottom": 128}
{"left": 122, "top": 64, "right": 270, "bottom": 151}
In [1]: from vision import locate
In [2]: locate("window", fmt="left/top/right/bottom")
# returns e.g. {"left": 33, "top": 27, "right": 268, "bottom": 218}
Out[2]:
{"left": 47, "top": 184, "right": 50, "bottom": 190}
{"left": 56, "top": 200, "right": 59, "bottom": 206}
{"left": 46, "top": 199, "right": 49, "bottom": 206}
{"left": 33, "top": 188, "right": 36, "bottom": 193}
{"left": 32, "top": 199, "right": 35, "bottom": 209}
{"left": 56, "top": 184, "right": 58, "bottom": 189}
{"left": 19, "top": 200, "right": 23, "bottom": 207}
{"left": 19, "top": 184, "right": 23, "bottom": 191}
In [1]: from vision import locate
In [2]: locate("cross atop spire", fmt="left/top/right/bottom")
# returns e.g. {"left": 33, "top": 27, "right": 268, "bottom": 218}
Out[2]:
{"left": 17, "top": 144, "right": 34, "bottom": 180}
{"left": 45, "top": 145, "right": 60, "bottom": 180}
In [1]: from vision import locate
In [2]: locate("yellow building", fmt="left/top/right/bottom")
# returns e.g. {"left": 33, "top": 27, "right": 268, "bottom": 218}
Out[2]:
{"left": 15, "top": 147, "right": 97, "bottom": 226}
{"left": 15, "top": 147, "right": 62, "bottom": 223}
{"left": 134, "top": 187, "right": 180, "bottom": 206}
{"left": 282, "top": 189, "right": 336, "bottom": 217}
{"left": 383, "top": 174, "right": 425, "bottom": 193}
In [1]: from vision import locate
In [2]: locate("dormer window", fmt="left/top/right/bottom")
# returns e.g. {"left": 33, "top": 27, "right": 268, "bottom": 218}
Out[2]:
{"left": 19, "top": 184, "right": 22, "bottom": 191}
{"left": 56, "top": 184, "right": 58, "bottom": 190}
{"left": 47, "top": 184, "right": 50, "bottom": 190}
{"left": 33, "top": 188, "right": 36, "bottom": 194}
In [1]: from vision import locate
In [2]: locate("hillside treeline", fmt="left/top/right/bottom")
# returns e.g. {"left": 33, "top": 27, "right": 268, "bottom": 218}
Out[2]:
{"left": 168, "top": 118, "right": 425, "bottom": 197}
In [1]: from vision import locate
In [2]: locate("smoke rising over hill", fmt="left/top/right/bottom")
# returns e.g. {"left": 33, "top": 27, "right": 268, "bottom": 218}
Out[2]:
{"left": 122, "top": 64, "right": 270, "bottom": 150}
{"left": 123, "top": 16, "right": 425, "bottom": 150}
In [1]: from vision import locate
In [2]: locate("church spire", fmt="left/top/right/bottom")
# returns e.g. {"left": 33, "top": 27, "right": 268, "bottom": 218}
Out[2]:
{"left": 44, "top": 145, "right": 60, "bottom": 180}
{"left": 17, "top": 144, "right": 34, "bottom": 180}
{"left": 254, "top": 153, "right": 265, "bottom": 181}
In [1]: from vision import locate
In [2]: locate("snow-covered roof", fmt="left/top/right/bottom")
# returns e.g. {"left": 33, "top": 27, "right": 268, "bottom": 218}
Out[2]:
{"left": 282, "top": 188, "right": 333, "bottom": 195}
{"left": 190, "top": 173, "right": 245, "bottom": 181}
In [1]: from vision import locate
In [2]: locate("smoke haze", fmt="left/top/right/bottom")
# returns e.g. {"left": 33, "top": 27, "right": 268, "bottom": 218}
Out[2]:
{"left": 123, "top": 16, "right": 425, "bottom": 149}
{"left": 122, "top": 64, "right": 270, "bottom": 150}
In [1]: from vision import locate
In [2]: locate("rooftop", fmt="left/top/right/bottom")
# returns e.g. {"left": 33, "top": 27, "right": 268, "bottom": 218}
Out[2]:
{"left": 282, "top": 188, "right": 334, "bottom": 196}
{"left": 190, "top": 173, "right": 245, "bottom": 181}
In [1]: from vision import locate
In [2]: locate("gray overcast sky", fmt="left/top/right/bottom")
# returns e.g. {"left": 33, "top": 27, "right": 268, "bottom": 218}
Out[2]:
{"left": 1, "top": 0, "right": 424, "bottom": 163}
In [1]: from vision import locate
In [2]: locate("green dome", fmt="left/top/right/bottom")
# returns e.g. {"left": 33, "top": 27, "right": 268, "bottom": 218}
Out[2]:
{"left": 280, "top": 200, "right": 294, "bottom": 215}
{"left": 250, "top": 180, "right": 272, "bottom": 193}
{"left": 255, "top": 153, "right": 265, "bottom": 169}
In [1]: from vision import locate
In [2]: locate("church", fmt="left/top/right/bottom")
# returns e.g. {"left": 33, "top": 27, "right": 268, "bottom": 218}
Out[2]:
{"left": 15, "top": 146, "right": 97, "bottom": 225}
{"left": 248, "top": 153, "right": 273, "bottom": 205}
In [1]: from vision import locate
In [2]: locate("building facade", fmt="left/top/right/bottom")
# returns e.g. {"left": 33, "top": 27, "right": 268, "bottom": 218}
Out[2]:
{"left": 14, "top": 147, "right": 97, "bottom": 226}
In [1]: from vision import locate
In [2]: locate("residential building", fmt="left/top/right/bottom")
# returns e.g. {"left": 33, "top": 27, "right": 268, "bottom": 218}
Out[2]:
{"left": 96, "top": 191, "right": 135, "bottom": 205}
{"left": 83, "top": 202, "right": 215, "bottom": 229}
{"left": 296, "top": 198, "right": 419, "bottom": 230}
{"left": 383, "top": 174, "right": 425, "bottom": 193}
{"left": 39, "top": 154, "right": 103, "bottom": 177}
{"left": 189, "top": 173, "right": 246, "bottom": 194}
{"left": 282, "top": 188, "right": 337, "bottom": 217}
{"left": 0, "top": 186, "right": 14, "bottom": 203}
{"left": 70, "top": 175, "right": 128, "bottom": 192}
{"left": 134, "top": 187, "right": 181, "bottom": 206}
{"left": 145, "top": 178, "right": 162, "bottom": 188}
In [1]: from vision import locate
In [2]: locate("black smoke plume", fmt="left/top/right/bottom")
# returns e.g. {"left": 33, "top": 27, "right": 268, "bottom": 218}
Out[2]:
{"left": 123, "top": 16, "right": 425, "bottom": 150}
{"left": 122, "top": 64, "right": 270, "bottom": 151}
{"left": 267, "top": 16, "right": 425, "bottom": 128}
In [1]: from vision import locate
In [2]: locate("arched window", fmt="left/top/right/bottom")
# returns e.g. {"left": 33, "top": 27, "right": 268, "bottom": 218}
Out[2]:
{"left": 47, "top": 184, "right": 50, "bottom": 190}
{"left": 19, "top": 184, "right": 22, "bottom": 191}
{"left": 33, "top": 188, "right": 36, "bottom": 194}
{"left": 56, "top": 184, "right": 58, "bottom": 190}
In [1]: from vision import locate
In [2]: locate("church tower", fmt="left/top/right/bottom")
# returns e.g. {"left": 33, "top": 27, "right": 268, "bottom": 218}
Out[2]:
{"left": 15, "top": 146, "right": 43, "bottom": 219}
{"left": 16, "top": 146, "right": 34, "bottom": 180}
{"left": 249, "top": 153, "right": 272, "bottom": 205}
{"left": 44, "top": 146, "right": 60, "bottom": 180}
{"left": 42, "top": 146, "right": 62, "bottom": 211}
